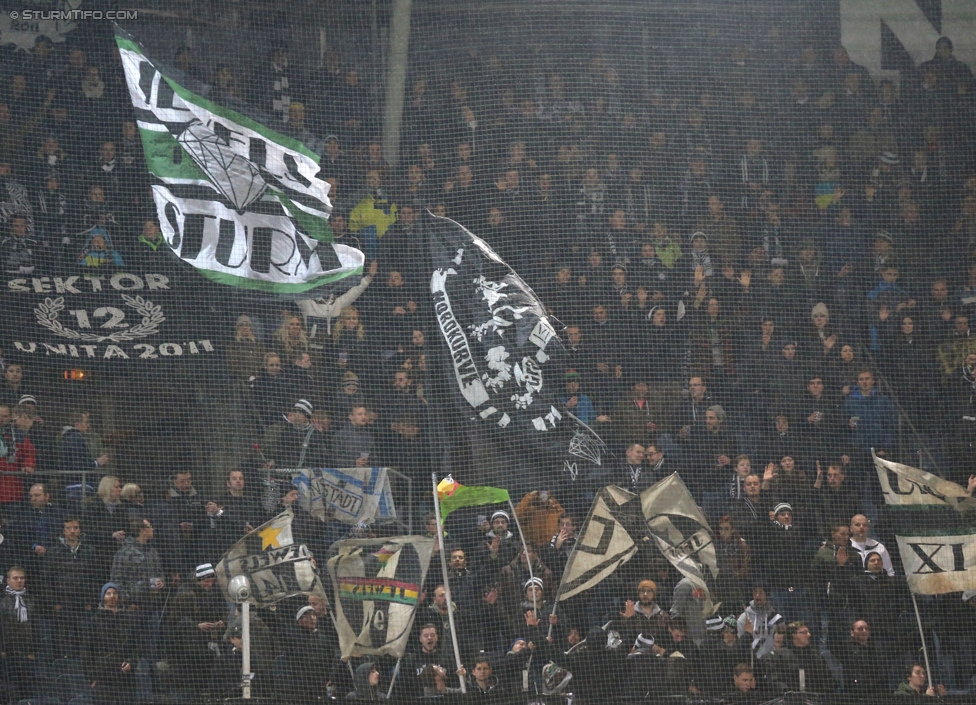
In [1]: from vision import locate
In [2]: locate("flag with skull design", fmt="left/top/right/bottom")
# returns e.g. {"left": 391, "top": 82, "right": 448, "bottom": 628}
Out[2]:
{"left": 426, "top": 213, "right": 609, "bottom": 484}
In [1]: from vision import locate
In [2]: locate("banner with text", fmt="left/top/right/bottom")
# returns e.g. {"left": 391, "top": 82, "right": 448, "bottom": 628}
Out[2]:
{"left": 3, "top": 269, "right": 216, "bottom": 363}
{"left": 896, "top": 531, "right": 976, "bottom": 595}
{"left": 216, "top": 509, "right": 328, "bottom": 607}
{"left": 874, "top": 451, "right": 976, "bottom": 513}
{"left": 115, "top": 29, "right": 364, "bottom": 295}
{"left": 327, "top": 536, "right": 434, "bottom": 659}
{"left": 290, "top": 467, "right": 397, "bottom": 526}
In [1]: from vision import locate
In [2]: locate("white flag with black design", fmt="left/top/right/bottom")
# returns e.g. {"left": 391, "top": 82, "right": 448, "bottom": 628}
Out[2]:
{"left": 327, "top": 536, "right": 435, "bottom": 659}
{"left": 215, "top": 509, "right": 328, "bottom": 607}
{"left": 873, "top": 450, "right": 976, "bottom": 512}
{"left": 555, "top": 485, "right": 639, "bottom": 602}
{"left": 897, "top": 531, "right": 976, "bottom": 594}
{"left": 639, "top": 474, "right": 719, "bottom": 615}
{"left": 114, "top": 29, "right": 363, "bottom": 295}
{"left": 426, "top": 213, "right": 609, "bottom": 483}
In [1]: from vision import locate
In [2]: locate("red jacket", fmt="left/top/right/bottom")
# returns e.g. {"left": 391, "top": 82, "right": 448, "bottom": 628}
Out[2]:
{"left": 0, "top": 433, "right": 35, "bottom": 503}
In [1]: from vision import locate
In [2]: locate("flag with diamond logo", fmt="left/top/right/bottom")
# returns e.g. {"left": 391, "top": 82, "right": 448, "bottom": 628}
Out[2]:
{"left": 114, "top": 28, "right": 364, "bottom": 294}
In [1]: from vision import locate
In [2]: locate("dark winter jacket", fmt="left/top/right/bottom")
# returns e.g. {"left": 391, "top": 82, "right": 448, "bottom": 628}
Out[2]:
{"left": 110, "top": 536, "right": 164, "bottom": 608}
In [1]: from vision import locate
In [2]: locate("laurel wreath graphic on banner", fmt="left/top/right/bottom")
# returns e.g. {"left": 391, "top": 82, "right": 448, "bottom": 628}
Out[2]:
{"left": 34, "top": 295, "right": 165, "bottom": 343}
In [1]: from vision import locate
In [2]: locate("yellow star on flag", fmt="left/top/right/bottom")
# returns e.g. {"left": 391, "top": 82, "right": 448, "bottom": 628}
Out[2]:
{"left": 258, "top": 524, "right": 283, "bottom": 550}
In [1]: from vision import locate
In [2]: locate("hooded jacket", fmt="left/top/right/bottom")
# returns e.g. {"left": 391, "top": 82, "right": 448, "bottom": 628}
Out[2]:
{"left": 736, "top": 599, "right": 783, "bottom": 658}
{"left": 351, "top": 661, "right": 387, "bottom": 701}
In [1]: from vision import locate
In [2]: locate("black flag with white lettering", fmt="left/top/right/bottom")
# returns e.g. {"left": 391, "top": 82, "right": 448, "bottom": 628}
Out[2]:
{"left": 1, "top": 265, "right": 219, "bottom": 366}
{"left": 425, "top": 213, "right": 609, "bottom": 487}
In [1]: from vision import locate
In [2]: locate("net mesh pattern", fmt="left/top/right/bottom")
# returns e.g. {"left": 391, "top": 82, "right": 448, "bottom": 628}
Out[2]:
{"left": 0, "top": 1, "right": 971, "bottom": 702}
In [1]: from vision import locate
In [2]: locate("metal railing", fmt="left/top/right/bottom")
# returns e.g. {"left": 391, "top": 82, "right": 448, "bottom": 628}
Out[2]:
{"left": 866, "top": 349, "right": 945, "bottom": 476}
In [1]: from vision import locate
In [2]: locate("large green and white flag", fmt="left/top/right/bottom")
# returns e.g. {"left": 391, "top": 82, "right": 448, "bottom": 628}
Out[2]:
{"left": 114, "top": 30, "right": 364, "bottom": 294}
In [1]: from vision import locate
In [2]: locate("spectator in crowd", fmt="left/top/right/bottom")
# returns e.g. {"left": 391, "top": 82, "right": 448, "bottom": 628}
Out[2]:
{"left": 814, "top": 461, "right": 860, "bottom": 533}
{"left": 111, "top": 517, "right": 166, "bottom": 610}
{"left": 401, "top": 623, "right": 449, "bottom": 699}
{"left": 737, "top": 581, "right": 784, "bottom": 657}
{"left": 698, "top": 616, "right": 751, "bottom": 695}
{"left": 332, "top": 405, "right": 375, "bottom": 467}
{"left": 0, "top": 565, "right": 39, "bottom": 701}
{"left": 87, "top": 582, "right": 136, "bottom": 704}
{"left": 843, "top": 369, "right": 896, "bottom": 452}
{"left": 769, "top": 620, "right": 836, "bottom": 693}
{"left": 280, "top": 604, "right": 334, "bottom": 703}
{"left": 60, "top": 410, "right": 110, "bottom": 475}
{"left": 249, "top": 353, "right": 292, "bottom": 430}
{"left": 165, "top": 563, "right": 227, "bottom": 695}
{"left": 44, "top": 515, "right": 98, "bottom": 658}
{"left": 86, "top": 475, "right": 127, "bottom": 578}
{"left": 896, "top": 663, "right": 947, "bottom": 697}
{"left": 261, "top": 399, "right": 330, "bottom": 470}
{"left": 840, "top": 619, "right": 887, "bottom": 697}
{"left": 225, "top": 315, "right": 267, "bottom": 383}
{"left": 849, "top": 513, "right": 895, "bottom": 575}
{"left": 613, "top": 578, "right": 672, "bottom": 648}
{"left": 153, "top": 470, "right": 203, "bottom": 579}
{"left": 350, "top": 170, "right": 398, "bottom": 260}
{"left": 0, "top": 404, "right": 36, "bottom": 504}
{"left": 726, "top": 663, "right": 763, "bottom": 704}
{"left": 15, "top": 482, "right": 62, "bottom": 574}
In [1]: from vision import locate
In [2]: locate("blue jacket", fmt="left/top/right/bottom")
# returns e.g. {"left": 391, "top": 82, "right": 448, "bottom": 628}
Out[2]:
{"left": 13, "top": 504, "right": 63, "bottom": 553}
{"left": 560, "top": 392, "right": 596, "bottom": 425}
{"left": 60, "top": 426, "right": 97, "bottom": 474}
{"left": 842, "top": 387, "right": 896, "bottom": 450}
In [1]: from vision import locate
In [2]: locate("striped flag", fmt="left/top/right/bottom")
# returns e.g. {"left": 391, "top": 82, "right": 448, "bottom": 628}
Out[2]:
{"left": 114, "top": 28, "right": 364, "bottom": 295}
{"left": 327, "top": 536, "right": 435, "bottom": 659}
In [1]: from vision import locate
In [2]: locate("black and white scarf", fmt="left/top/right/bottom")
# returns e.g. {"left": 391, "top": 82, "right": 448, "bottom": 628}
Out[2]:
{"left": 5, "top": 585, "right": 27, "bottom": 622}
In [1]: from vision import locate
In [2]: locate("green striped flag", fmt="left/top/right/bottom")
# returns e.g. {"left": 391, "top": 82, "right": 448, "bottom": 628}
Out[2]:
{"left": 437, "top": 476, "right": 510, "bottom": 522}
{"left": 114, "top": 29, "right": 364, "bottom": 295}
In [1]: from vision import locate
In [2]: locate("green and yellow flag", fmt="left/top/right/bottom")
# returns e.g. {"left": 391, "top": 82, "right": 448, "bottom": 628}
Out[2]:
{"left": 437, "top": 475, "right": 510, "bottom": 523}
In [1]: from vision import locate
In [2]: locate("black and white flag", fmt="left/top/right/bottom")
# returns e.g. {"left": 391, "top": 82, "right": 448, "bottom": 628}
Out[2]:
{"left": 426, "top": 214, "right": 609, "bottom": 483}
{"left": 640, "top": 474, "right": 719, "bottom": 615}
{"left": 215, "top": 509, "right": 328, "bottom": 607}
{"left": 555, "top": 485, "right": 639, "bottom": 602}
{"left": 897, "top": 531, "right": 976, "bottom": 595}
{"left": 327, "top": 536, "right": 435, "bottom": 659}
{"left": 874, "top": 450, "right": 976, "bottom": 513}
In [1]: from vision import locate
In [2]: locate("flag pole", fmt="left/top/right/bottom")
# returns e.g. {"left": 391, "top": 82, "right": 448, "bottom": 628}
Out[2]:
{"left": 431, "top": 472, "right": 467, "bottom": 694}
{"left": 241, "top": 601, "right": 251, "bottom": 699}
{"left": 326, "top": 611, "right": 359, "bottom": 682}
{"left": 386, "top": 658, "right": 402, "bottom": 699}
{"left": 911, "top": 592, "right": 933, "bottom": 688}
{"left": 547, "top": 488, "right": 604, "bottom": 640}
{"left": 508, "top": 498, "right": 537, "bottom": 614}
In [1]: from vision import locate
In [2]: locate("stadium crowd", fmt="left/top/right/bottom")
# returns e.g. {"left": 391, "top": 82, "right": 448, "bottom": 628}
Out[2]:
{"left": 0, "top": 18, "right": 975, "bottom": 704}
